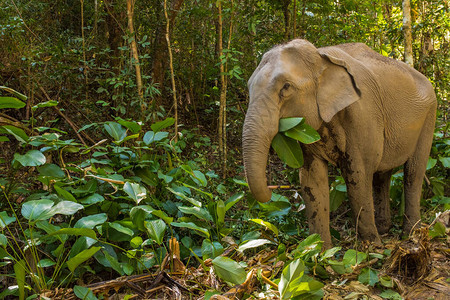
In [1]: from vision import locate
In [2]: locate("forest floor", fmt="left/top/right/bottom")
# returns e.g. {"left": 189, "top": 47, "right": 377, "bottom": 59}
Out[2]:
{"left": 40, "top": 214, "right": 450, "bottom": 300}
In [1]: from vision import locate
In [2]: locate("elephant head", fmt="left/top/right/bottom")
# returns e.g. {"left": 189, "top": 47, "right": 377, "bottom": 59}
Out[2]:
{"left": 243, "top": 39, "right": 362, "bottom": 203}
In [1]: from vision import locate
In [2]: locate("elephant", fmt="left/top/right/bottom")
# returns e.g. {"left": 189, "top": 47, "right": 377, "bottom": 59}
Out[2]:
{"left": 242, "top": 39, "right": 437, "bottom": 248}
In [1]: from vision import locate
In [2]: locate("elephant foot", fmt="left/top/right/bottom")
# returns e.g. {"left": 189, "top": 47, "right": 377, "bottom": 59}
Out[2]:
{"left": 358, "top": 225, "right": 382, "bottom": 246}
{"left": 376, "top": 219, "right": 392, "bottom": 235}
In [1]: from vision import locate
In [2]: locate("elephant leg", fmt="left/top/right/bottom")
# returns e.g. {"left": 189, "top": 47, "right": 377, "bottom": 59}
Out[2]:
{"left": 403, "top": 112, "right": 435, "bottom": 236}
{"left": 342, "top": 163, "right": 381, "bottom": 244}
{"left": 373, "top": 170, "right": 392, "bottom": 234}
{"left": 300, "top": 156, "right": 332, "bottom": 248}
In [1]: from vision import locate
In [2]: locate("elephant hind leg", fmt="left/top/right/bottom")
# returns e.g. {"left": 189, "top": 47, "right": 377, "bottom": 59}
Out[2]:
{"left": 403, "top": 110, "right": 436, "bottom": 236}
{"left": 373, "top": 170, "right": 392, "bottom": 235}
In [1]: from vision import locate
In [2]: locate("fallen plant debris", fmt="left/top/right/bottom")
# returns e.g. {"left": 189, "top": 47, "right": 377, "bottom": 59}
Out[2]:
{"left": 35, "top": 222, "right": 449, "bottom": 300}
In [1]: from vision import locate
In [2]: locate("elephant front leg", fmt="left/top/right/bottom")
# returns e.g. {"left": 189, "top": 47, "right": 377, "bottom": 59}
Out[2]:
{"left": 373, "top": 170, "right": 393, "bottom": 234}
{"left": 343, "top": 167, "right": 382, "bottom": 244}
{"left": 300, "top": 157, "right": 332, "bottom": 248}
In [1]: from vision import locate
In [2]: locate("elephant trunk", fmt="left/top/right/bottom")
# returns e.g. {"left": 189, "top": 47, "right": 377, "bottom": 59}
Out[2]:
{"left": 242, "top": 104, "right": 278, "bottom": 203}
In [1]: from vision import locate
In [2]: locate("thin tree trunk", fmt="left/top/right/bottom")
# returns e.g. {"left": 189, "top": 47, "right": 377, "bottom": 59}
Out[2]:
{"left": 217, "top": 0, "right": 227, "bottom": 176}
{"left": 164, "top": 0, "right": 178, "bottom": 142}
{"left": 402, "top": 0, "right": 414, "bottom": 67}
{"left": 292, "top": 0, "right": 297, "bottom": 38}
{"left": 151, "top": 0, "right": 184, "bottom": 107}
{"left": 127, "top": 0, "right": 144, "bottom": 113}
{"left": 80, "top": 0, "right": 88, "bottom": 101}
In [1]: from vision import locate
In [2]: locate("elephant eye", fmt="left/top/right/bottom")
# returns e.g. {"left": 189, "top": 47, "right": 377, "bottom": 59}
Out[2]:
{"left": 280, "top": 82, "right": 292, "bottom": 98}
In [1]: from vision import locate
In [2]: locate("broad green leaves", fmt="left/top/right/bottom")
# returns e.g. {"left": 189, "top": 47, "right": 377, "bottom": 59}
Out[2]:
{"left": 14, "top": 150, "right": 45, "bottom": 166}
{"left": 271, "top": 134, "right": 304, "bottom": 168}
{"left": 0, "top": 97, "right": 25, "bottom": 109}
{"left": 271, "top": 117, "right": 320, "bottom": 168}
{"left": 212, "top": 256, "right": 246, "bottom": 285}
{"left": 21, "top": 199, "right": 83, "bottom": 222}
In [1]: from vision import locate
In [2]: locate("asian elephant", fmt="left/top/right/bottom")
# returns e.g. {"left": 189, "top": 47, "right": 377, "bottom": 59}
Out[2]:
{"left": 242, "top": 39, "right": 436, "bottom": 247}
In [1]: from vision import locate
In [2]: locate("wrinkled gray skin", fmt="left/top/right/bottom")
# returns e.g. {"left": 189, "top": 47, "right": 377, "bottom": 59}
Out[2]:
{"left": 243, "top": 39, "right": 436, "bottom": 247}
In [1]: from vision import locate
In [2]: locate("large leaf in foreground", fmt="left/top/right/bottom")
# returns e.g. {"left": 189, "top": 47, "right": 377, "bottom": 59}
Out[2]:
{"left": 278, "top": 117, "right": 304, "bottom": 132}
{"left": 284, "top": 123, "right": 321, "bottom": 144}
{"left": 279, "top": 259, "right": 305, "bottom": 299}
{"left": 0, "top": 97, "right": 25, "bottom": 109}
{"left": 212, "top": 256, "right": 246, "bottom": 285}
{"left": 14, "top": 150, "right": 45, "bottom": 166}
{"left": 271, "top": 133, "right": 303, "bottom": 168}
{"left": 67, "top": 246, "right": 101, "bottom": 272}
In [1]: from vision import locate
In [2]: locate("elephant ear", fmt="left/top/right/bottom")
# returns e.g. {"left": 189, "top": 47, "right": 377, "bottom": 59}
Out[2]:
{"left": 317, "top": 48, "right": 362, "bottom": 123}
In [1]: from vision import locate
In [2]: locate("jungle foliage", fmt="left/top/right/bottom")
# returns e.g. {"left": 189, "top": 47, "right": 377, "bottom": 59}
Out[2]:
{"left": 0, "top": 0, "right": 448, "bottom": 299}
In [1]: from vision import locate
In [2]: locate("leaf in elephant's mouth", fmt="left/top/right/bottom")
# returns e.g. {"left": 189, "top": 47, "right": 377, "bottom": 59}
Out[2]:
{"left": 271, "top": 117, "right": 321, "bottom": 168}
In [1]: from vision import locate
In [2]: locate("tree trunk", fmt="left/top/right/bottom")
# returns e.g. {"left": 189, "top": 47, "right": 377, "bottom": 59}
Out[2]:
{"left": 217, "top": 0, "right": 226, "bottom": 176}
{"left": 164, "top": 0, "right": 178, "bottom": 142}
{"left": 151, "top": 0, "right": 184, "bottom": 107}
{"left": 127, "top": 0, "right": 144, "bottom": 113}
{"left": 402, "top": 0, "right": 414, "bottom": 67}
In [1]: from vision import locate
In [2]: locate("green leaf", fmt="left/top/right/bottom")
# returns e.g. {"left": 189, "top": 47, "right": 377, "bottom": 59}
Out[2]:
{"left": 145, "top": 219, "right": 166, "bottom": 245}
{"left": 279, "top": 259, "right": 305, "bottom": 299}
{"left": 426, "top": 158, "right": 437, "bottom": 170}
{"left": 151, "top": 117, "right": 175, "bottom": 132}
{"left": 32, "top": 100, "right": 58, "bottom": 111}
{"left": 117, "top": 119, "right": 141, "bottom": 134}
{"left": 271, "top": 133, "right": 304, "bottom": 168}
{"left": 79, "top": 193, "right": 104, "bottom": 205}
{"left": 249, "top": 218, "right": 279, "bottom": 236}
{"left": 123, "top": 182, "right": 147, "bottom": 204}
{"left": 171, "top": 222, "right": 210, "bottom": 238}
{"left": 37, "top": 163, "right": 65, "bottom": 178}
{"left": 48, "top": 228, "right": 97, "bottom": 239}
{"left": 320, "top": 247, "right": 341, "bottom": 260}
{"left": 37, "top": 258, "right": 56, "bottom": 268}
{"left": 439, "top": 156, "right": 450, "bottom": 168}
{"left": 104, "top": 122, "right": 126, "bottom": 141}
{"left": 224, "top": 192, "right": 245, "bottom": 211}
{"left": 14, "top": 260, "right": 26, "bottom": 300}
{"left": 0, "top": 234, "right": 7, "bottom": 247}
{"left": 429, "top": 221, "right": 446, "bottom": 238}
{"left": 0, "top": 86, "right": 27, "bottom": 101}
{"left": 343, "top": 249, "right": 367, "bottom": 266}
{"left": 0, "top": 211, "right": 16, "bottom": 228}
{"left": 212, "top": 256, "right": 246, "bottom": 285}
{"left": 54, "top": 185, "right": 78, "bottom": 202}
{"left": 178, "top": 206, "right": 213, "bottom": 221}
{"left": 130, "top": 236, "right": 143, "bottom": 248}
{"left": 75, "top": 213, "right": 108, "bottom": 229}
{"left": 237, "top": 239, "right": 274, "bottom": 253}
{"left": 330, "top": 188, "right": 346, "bottom": 212}
{"left": 191, "top": 170, "right": 207, "bottom": 187}
{"left": 0, "top": 97, "right": 26, "bottom": 109}
{"left": 67, "top": 246, "right": 102, "bottom": 272}
{"left": 279, "top": 117, "right": 304, "bottom": 132}
{"left": 21, "top": 199, "right": 54, "bottom": 221}
{"left": 1, "top": 125, "right": 28, "bottom": 143}
{"left": 379, "top": 289, "right": 402, "bottom": 300}
{"left": 216, "top": 200, "right": 225, "bottom": 225}
{"left": 143, "top": 131, "right": 169, "bottom": 145}
{"left": 284, "top": 123, "right": 321, "bottom": 144}
{"left": 201, "top": 239, "right": 224, "bottom": 259}
{"left": 73, "top": 285, "right": 98, "bottom": 300}
{"left": 167, "top": 187, "right": 202, "bottom": 207}
{"left": 358, "top": 267, "right": 379, "bottom": 286}
{"left": 379, "top": 275, "right": 393, "bottom": 288}
{"left": 14, "top": 150, "right": 45, "bottom": 167}
{"left": 110, "top": 222, "right": 134, "bottom": 236}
